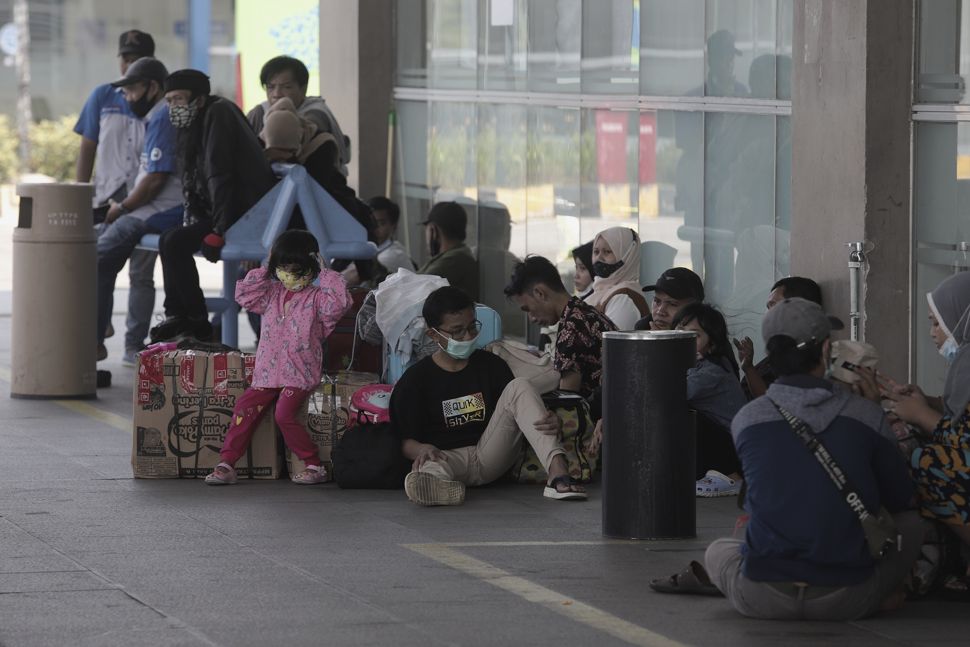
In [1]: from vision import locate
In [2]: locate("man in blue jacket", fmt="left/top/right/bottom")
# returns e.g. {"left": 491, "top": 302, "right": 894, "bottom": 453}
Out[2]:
{"left": 704, "top": 297, "right": 921, "bottom": 620}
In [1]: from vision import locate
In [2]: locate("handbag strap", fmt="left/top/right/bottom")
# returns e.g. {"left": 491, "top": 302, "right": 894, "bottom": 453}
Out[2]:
{"left": 771, "top": 402, "right": 878, "bottom": 526}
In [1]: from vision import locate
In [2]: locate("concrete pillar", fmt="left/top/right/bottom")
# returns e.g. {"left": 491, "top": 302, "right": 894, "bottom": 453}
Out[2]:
{"left": 319, "top": 0, "right": 394, "bottom": 199}
{"left": 791, "top": 0, "right": 913, "bottom": 379}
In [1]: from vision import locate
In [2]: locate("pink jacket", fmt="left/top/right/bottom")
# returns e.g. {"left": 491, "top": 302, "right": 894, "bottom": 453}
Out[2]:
{"left": 235, "top": 266, "right": 352, "bottom": 389}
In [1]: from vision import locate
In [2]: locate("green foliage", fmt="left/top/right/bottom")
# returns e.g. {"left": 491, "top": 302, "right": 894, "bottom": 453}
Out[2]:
{"left": 0, "top": 113, "right": 79, "bottom": 183}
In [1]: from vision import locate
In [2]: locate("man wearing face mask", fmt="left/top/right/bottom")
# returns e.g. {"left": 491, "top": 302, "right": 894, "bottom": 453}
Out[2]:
{"left": 149, "top": 69, "right": 277, "bottom": 342}
{"left": 417, "top": 202, "right": 479, "bottom": 301}
{"left": 95, "top": 57, "right": 184, "bottom": 363}
{"left": 390, "top": 286, "right": 587, "bottom": 506}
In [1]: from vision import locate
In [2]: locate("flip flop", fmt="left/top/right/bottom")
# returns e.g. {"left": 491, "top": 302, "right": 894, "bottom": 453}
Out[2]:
{"left": 543, "top": 475, "right": 588, "bottom": 501}
{"left": 649, "top": 560, "right": 723, "bottom": 596}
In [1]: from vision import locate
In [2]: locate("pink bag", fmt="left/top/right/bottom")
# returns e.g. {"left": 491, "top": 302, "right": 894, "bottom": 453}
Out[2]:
{"left": 349, "top": 384, "right": 393, "bottom": 426}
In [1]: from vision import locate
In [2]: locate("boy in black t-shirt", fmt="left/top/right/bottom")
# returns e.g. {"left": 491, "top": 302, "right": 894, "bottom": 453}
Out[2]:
{"left": 392, "top": 287, "right": 586, "bottom": 506}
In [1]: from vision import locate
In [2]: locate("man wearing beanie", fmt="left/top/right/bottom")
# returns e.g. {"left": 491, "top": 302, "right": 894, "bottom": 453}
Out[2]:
{"left": 148, "top": 69, "right": 276, "bottom": 343}
{"left": 74, "top": 29, "right": 162, "bottom": 364}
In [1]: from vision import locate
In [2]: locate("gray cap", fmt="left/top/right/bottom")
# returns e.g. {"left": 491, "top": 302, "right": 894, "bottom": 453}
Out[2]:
{"left": 762, "top": 297, "right": 844, "bottom": 347}
{"left": 111, "top": 57, "right": 168, "bottom": 87}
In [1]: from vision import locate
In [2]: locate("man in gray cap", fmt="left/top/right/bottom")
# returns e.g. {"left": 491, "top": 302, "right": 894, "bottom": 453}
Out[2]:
{"left": 95, "top": 57, "right": 183, "bottom": 363}
{"left": 75, "top": 29, "right": 159, "bottom": 363}
{"left": 696, "top": 297, "right": 920, "bottom": 620}
{"left": 417, "top": 201, "right": 479, "bottom": 300}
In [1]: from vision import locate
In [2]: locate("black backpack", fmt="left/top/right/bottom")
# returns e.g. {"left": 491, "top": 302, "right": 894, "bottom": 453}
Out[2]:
{"left": 332, "top": 422, "right": 411, "bottom": 489}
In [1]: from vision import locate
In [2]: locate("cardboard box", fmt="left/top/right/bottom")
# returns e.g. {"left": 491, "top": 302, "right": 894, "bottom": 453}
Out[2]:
{"left": 131, "top": 349, "right": 280, "bottom": 479}
{"left": 286, "top": 371, "right": 379, "bottom": 479}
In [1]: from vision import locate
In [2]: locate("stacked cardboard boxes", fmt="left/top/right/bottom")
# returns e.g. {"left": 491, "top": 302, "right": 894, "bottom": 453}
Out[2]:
{"left": 131, "top": 349, "right": 280, "bottom": 479}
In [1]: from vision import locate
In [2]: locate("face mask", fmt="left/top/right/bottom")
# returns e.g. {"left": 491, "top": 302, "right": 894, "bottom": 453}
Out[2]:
{"left": 940, "top": 336, "right": 959, "bottom": 363}
{"left": 593, "top": 260, "right": 624, "bottom": 279}
{"left": 169, "top": 101, "right": 199, "bottom": 128}
{"left": 434, "top": 331, "right": 478, "bottom": 360}
{"left": 128, "top": 91, "right": 155, "bottom": 119}
{"left": 275, "top": 268, "right": 312, "bottom": 292}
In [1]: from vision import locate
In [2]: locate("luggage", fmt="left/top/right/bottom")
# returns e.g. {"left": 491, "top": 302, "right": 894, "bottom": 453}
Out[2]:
{"left": 323, "top": 288, "right": 382, "bottom": 373}
{"left": 332, "top": 422, "right": 410, "bottom": 489}
{"left": 507, "top": 390, "right": 595, "bottom": 484}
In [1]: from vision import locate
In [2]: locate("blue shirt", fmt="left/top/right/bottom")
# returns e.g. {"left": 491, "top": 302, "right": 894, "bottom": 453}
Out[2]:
{"left": 74, "top": 83, "right": 143, "bottom": 205}
{"left": 127, "top": 101, "right": 182, "bottom": 222}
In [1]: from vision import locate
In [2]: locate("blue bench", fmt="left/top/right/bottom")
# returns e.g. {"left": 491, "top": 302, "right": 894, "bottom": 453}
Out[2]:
{"left": 137, "top": 164, "right": 376, "bottom": 347}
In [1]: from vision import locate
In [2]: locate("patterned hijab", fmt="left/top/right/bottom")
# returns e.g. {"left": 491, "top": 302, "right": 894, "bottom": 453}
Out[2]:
{"left": 585, "top": 227, "right": 643, "bottom": 310}
{"left": 928, "top": 272, "right": 970, "bottom": 417}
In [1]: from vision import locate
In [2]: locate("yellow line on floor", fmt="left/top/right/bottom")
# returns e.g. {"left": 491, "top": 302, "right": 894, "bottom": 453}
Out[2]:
{"left": 404, "top": 543, "right": 686, "bottom": 647}
{"left": 441, "top": 540, "right": 638, "bottom": 547}
{"left": 0, "top": 364, "right": 130, "bottom": 434}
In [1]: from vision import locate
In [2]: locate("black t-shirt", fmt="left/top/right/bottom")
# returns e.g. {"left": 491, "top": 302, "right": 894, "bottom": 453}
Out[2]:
{"left": 390, "top": 350, "right": 514, "bottom": 450}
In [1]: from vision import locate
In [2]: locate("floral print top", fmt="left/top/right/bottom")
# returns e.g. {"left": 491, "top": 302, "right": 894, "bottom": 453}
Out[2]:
{"left": 235, "top": 266, "right": 352, "bottom": 390}
{"left": 554, "top": 296, "right": 617, "bottom": 399}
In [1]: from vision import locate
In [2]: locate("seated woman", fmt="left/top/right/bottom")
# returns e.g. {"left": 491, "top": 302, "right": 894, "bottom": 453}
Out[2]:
{"left": 886, "top": 272, "right": 970, "bottom": 575}
{"left": 584, "top": 227, "right": 649, "bottom": 330}
{"left": 571, "top": 241, "right": 594, "bottom": 300}
{"left": 672, "top": 303, "right": 748, "bottom": 497}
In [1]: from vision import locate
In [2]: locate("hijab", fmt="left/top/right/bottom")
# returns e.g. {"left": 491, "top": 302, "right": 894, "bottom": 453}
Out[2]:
{"left": 585, "top": 227, "right": 643, "bottom": 310}
{"left": 928, "top": 272, "right": 970, "bottom": 417}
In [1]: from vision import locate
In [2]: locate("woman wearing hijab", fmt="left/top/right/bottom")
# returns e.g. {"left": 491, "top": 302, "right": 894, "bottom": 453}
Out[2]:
{"left": 886, "top": 272, "right": 970, "bottom": 551}
{"left": 584, "top": 227, "right": 649, "bottom": 330}
{"left": 571, "top": 241, "right": 594, "bottom": 299}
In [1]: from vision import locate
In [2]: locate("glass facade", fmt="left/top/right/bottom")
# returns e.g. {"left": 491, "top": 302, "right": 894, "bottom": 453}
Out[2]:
{"left": 0, "top": 0, "right": 237, "bottom": 121}
{"left": 914, "top": 1, "right": 970, "bottom": 392}
{"left": 393, "top": 0, "right": 792, "bottom": 341}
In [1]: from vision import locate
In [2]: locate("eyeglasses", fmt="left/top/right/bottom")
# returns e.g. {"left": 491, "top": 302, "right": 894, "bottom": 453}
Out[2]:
{"left": 435, "top": 320, "right": 482, "bottom": 341}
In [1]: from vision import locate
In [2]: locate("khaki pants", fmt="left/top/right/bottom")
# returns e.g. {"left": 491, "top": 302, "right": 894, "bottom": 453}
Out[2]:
{"left": 420, "top": 378, "right": 565, "bottom": 486}
{"left": 704, "top": 510, "right": 923, "bottom": 621}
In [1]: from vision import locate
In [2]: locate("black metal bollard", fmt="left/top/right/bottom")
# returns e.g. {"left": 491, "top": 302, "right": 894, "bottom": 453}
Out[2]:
{"left": 601, "top": 330, "right": 697, "bottom": 539}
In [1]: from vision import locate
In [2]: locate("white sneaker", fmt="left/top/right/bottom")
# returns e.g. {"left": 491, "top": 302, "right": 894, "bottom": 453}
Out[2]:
{"left": 404, "top": 471, "right": 465, "bottom": 506}
{"left": 696, "top": 470, "right": 741, "bottom": 498}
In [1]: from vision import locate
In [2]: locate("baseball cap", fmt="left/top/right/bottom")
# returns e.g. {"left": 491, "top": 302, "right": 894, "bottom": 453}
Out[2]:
{"left": 643, "top": 267, "right": 705, "bottom": 301}
{"left": 111, "top": 57, "right": 168, "bottom": 87}
{"left": 707, "top": 29, "right": 741, "bottom": 57}
{"left": 421, "top": 202, "right": 468, "bottom": 240}
{"left": 118, "top": 30, "right": 155, "bottom": 57}
{"left": 762, "top": 297, "right": 844, "bottom": 347}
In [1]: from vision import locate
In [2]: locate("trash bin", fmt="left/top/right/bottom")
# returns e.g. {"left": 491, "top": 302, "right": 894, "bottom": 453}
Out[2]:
{"left": 11, "top": 183, "right": 97, "bottom": 399}
{"left": 601, "top": 330, "right": 697, "bottom": 539}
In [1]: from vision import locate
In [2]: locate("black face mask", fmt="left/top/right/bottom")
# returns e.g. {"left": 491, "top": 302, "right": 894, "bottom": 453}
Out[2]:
{"left": 593, "top": 260, "right": 624, "bottom": 279}
{"left": 127, "top": 90, "right": 156, "bottom": 119}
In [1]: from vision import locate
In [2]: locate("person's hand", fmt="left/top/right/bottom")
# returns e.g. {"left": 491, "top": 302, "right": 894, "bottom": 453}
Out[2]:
{"left": 849, "top": 365, "right": 881, "bottom": 403}
{"left": 201, "top": 232, "right": 225, "bottom": 263}
{"left": 733, "top": 337, "right": 754, "bottom": 370}
{"left": 412, "top": 445, "right": 446, "bottom": 471}
{"left": 534, "top": 409, "right": 561, "bottom": 436}
{"left": 587, "top": 419, "right": 603, "bottom": 457}
{"left": 105, "top": 200, "right": 123, "bottom": 224}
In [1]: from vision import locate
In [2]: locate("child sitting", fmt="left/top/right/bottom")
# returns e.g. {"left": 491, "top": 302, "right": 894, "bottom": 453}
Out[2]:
{"left": 672, "top": 303, "right": 748, "bottom": 497}
{"left": 205, "top": 230, "right": 352, "bottom": 485}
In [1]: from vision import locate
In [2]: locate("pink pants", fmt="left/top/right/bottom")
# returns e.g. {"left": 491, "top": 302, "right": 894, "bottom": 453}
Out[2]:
{"left": 220, "top": 386, "right": 319, "bottom": 467}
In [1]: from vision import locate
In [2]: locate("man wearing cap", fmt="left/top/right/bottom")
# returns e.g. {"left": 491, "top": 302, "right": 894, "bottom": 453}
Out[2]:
{"left": 75, "top": 29, "right": 160, "bottom": 363}
{"left": 149, "top": 69, "right": 277, "bottom": 343}
{"left": 701, "top": 297, "right": 920, "bottom": 620}
{"left": 417, "top": 202, "right": 479, "bottom": 301}
{"left": 636, "top": 267, "right": 705, "bottom": 331}
{"left": 95, "top": 57, "right": 184, "bottom": 362}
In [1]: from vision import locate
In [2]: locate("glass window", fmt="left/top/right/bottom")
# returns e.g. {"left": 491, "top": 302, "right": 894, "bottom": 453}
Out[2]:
{"left": 479, "top": 0, "right": 529, "bottom": 91}
{"left": 393, "top": 100, "right": 431, "bottom": 265}
{"left": 527, "top": 0, "right": 582, "bottom": 92}
{"left": 581, "top": 0, "right": 639, "bottom": 94}
{"left": 916, "top": 0, "right": 969, "bottom": 103}
{"left": 705, "top": 0, "right": 778, "bottom": 98}
{"left": 396, "top": 0, "right": 428, "bottom": 87}
{"left": 640, "top": 0, "right": 706, "bottom": 96}
{"left": 428, "top": 0, "right": 478, "bottom": 89}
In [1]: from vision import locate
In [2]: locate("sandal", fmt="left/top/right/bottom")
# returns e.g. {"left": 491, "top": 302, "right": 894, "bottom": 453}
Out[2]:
{"left": 649, "top": 560, "right": 723, "bottom": 596}
{"left": 543, "top": 475, "right": 587, "bottom": 501}
{"left": 696, "top": 470, "right": 741, "bottom": 498}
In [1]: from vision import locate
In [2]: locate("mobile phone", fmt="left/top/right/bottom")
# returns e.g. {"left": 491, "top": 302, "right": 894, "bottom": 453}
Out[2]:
{"left": 841, "top": 360, "right": 861, "bottom": 371}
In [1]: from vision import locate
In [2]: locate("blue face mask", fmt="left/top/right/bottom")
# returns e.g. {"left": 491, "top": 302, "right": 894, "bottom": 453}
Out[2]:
{"left": 434, "top": 330, "right": 478, "bottom": 360}
{"left": 940, "top": 336, "right": 959, "bottom": 363}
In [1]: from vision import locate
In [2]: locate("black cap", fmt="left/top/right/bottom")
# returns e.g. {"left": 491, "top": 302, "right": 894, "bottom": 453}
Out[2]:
{"left": 707, "top": 29, "right": 741, "bottom": 57}
{"left": 421, "top": 201, "right": 468, "bottom": 241}
{"left": 163, "top": 69, "right": 211, "bottom": 97}
{"left": 118, "top": 30, "right": 155, "bottom": 57}
{"left": 111, "top": 57, "right": 168, "bottom": 88}
{"left": 643, "top": 267, "right": 705, "bottom": 301}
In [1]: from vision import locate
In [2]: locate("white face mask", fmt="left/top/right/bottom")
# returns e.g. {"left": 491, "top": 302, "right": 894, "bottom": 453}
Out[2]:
{"left": 940, "top": 336, "right": 960, "bottom": 363}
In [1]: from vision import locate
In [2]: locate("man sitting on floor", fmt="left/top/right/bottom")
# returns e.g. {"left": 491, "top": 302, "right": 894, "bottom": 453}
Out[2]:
{"left": 391, "top": 286, "right": 586, "bottom": 506}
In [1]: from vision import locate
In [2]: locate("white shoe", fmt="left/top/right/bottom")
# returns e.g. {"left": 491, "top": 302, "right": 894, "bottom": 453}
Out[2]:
{"left": 696, "top": 470, "right": 741, "bottom": 498}
{"left": 404, "top": 471, "right": 465, "bottom": 506}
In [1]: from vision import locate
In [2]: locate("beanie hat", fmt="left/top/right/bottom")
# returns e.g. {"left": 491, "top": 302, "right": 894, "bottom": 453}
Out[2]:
{"left": 163, "top": 69, "right": 211, "bottom": 97}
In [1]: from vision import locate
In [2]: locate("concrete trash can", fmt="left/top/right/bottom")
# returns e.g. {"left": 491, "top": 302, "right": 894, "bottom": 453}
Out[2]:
{"left": 601, "top": 330, "right": 697, "bottom": 540}
{"left": 11, "top": 182, "right": 97, "bottom": 399}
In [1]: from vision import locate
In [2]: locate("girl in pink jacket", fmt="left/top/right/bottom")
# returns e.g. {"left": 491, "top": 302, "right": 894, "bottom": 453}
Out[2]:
{"left": 206, "top": 230, "right": 352, "bottom": 485}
